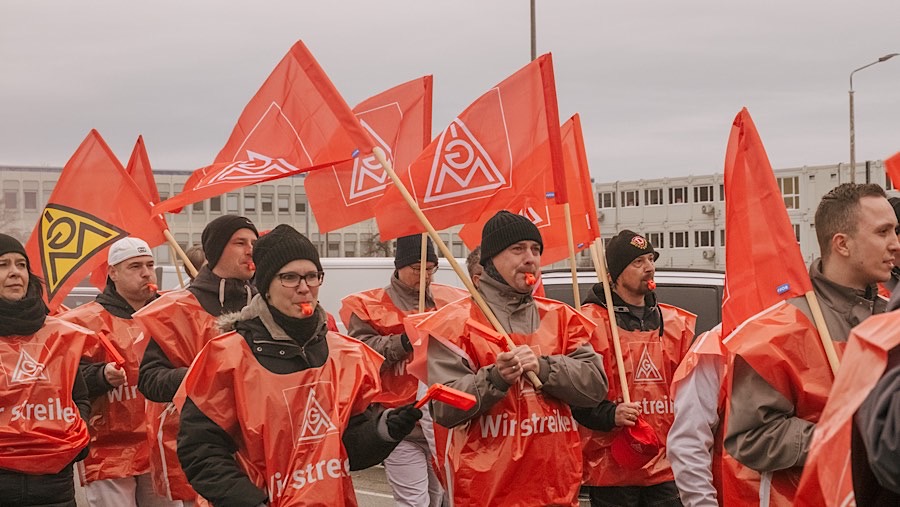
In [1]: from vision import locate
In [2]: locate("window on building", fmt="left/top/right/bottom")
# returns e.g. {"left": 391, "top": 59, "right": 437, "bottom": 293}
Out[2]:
{"left": 226, "top": 193, "right": 239, "bottom": 213}
{"left": 244, "top": 194, "right": 257, "bottom": 213}
{"left": 155, "top": 246, "right": 170, "bottom": 264}
{"left": 277, "top": 194, "right": 290, "bottom": 213}
{"left": 192, "top": 200, "right": 205, "bottom": 213}
{"left": 621, "top": 190, "right": 639, "bottom": 207}
{"left": 3, "top": 190, "right": 17, "bottom": 209}
{"left": 327, "top": 241, "right": 340, "bottom": 257}
{"left": 452, "top": 242, "right": 465, "bottom": 258}
{"left": 647, "top": 232, "right": 664, "bottom": 249}
{"left": 669, "top": 187, "right": 687, "bottom": 205}
{"left": 720, "top": 229, "right": 726, "bottom": 247}
{"left": 695, "top": 230, "right": 715, "bottom": 247}
{"left": 344, "top": 233, "right": 357, "bottom": 257}
{"left": 669, "top": 231, "right": 689, "bottom": 248}
{"left": 598, "top": 191, "right": 615, "bottom": 208}
{"left": 694, "top": 185, "right": 714, "bottom": 203}
{"left": 175, "top": 233, "right": 189, "bottom": 251}
{"left": 209, "top": 196, "right": 222, "bottom": 213}
{"left": 778, "top": 176, "right": 800, "bottom": 209}
{"left": 23, "top": 190, "right": 37, "bottom": 210}
{"left": 645, "top": 188, "right": 663, "bottom": 206}
{"left": 295, "top": 193, "right": 307, "bottom": 213}
{"left": 886, "top": 176, "right": 894, "bottom": 191}
{"left": 793, "top": 223, "right": 801, "bottom": 243}
{"left": 261, "top": 194, "right": 273, "bottom": 213}
{"left": 719, "top": 184, "right": 725, "bottom": 201}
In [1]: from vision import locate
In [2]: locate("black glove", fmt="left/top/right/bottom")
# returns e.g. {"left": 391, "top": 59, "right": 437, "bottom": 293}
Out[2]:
{"left": 386, "top": 403, "right": 423, "bottom": 440}
{"left": 400, "top": 333, "right": 413, "bottom": 353}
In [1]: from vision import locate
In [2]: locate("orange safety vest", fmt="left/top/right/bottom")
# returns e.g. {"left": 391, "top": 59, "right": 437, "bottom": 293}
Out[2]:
{"left": 414, "top": 297, "right": 597, "bottom": 507}
{"left": 132, "top": 290, "right": 222, "bottom": 501}
{"left": 0, "top": 317, "right": 92, "bottom": 474}
{"left": 339, "top": 284, "right": 467, "bottom": 407}
{"left": 60, "top": 302, "right": 149, "bottom": 484}
{"left": 579, "top": 302, "right": 695, "bottom": 487}
{"left": 177, "top": 331, "right": 383, "bottom": 506}
{"left": 723, "top": 300, "right": 846, "bottom": 505}
{"left": 795, "top": 311, "right": 900, "bottom": 506}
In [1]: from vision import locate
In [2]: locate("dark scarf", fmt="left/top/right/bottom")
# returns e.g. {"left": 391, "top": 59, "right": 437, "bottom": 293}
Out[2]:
{"left": 484, "top": 259, "right": 532, "bottom": 295}
{"left": 0, "top": 278, "right": 49, "bottom": 336}
{"left": 268, "top": 303, "right": 322, "bottom": 347}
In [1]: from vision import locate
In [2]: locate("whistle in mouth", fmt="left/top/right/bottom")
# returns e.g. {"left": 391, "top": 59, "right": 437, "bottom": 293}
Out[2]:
{"left": 299, "top": 302, "right": 314, "bottom": 316}
{"left": 524, "top": 272, "right": 536, "bottom": 286}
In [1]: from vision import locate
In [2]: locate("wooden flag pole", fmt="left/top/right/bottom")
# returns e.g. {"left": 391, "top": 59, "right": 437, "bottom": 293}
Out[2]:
{"left": 418, "top": 233, "right": 428, "bottom": 313}
{"left": 804, "top": 291, "right": 840, "bottom": 376}
{"left": 168, "top": 244, "right": 187, "bottom": 288}
{"left": 163, "top": 229, "right": 198, "bottom": 278}
{"left": 590, "top": 239, "right": 630, "bottom": 403}
{"left": 373, "top": 147, "right": 543, "bottom": 389}
{"left": 563, "top": 202, "right": 581, "bottom": 306}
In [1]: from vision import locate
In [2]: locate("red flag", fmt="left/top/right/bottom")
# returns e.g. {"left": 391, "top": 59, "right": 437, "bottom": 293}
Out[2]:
{"left": 721, "top": 108, "right": 812, "bottom": 337}
{"left": 24, "top": 130, "right": 167, "bottom": 311}
{"left": 90, "top": 136, "right": 168, "bottom": 289}
{"left": 374, "top": 53, "right": 561, "bottom": 240}
{"left": 458, "top": 114, "right": 599, "bottom": 266}
{"left": 885, "top": 152, "right": 900, "bottom": 189}
{"left": 305, "top": 76, "right": 432, "bottom": 232}
{"left": 153, "top": 41, "right": 374, "bottom": 215}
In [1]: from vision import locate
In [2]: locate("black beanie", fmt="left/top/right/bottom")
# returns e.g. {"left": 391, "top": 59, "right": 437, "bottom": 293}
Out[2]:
{"left": 0, "top": 234, "right": 29, "bottom": 270}
{"left": 606, "top": 230, "right": 659, "bottom": 283}
{"left": 201, "top": 215, "right": 259, "bottom": 268}
{"left": 394, "top": 235, "right": 438, "bottom": 269}
{"left": 252, "top": 224, "right": 322, "bottom": 296}
{"left": 479, "top": 210, "right": 543, "bottom": 266}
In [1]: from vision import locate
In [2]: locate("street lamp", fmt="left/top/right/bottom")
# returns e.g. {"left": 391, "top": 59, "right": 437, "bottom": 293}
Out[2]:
{"left": 849, "top": 53, "right": 899, "bottom": 183}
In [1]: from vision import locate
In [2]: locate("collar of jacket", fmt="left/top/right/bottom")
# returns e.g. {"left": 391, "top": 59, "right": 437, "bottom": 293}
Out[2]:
{"left": 476, "top": 274, "right": 539, "bottom": 335}
{"left": 386, "top": 272, "right": 434, "bottom": 313}
{"left": 583, "top": 283, "right": 663, "bottom": 336}
{"left": 96, "top": 279, "right": 160, "bottom": 319}
{"left": 809, "top": 258, "right": 885, "bottom": 332}
{"left": 189, "top": 265, "right": 256, "bottom": 315}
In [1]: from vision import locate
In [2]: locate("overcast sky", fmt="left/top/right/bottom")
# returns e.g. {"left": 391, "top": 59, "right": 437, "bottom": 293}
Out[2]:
{"left": 2, "top": 1, "right": 899, "bottom": 182}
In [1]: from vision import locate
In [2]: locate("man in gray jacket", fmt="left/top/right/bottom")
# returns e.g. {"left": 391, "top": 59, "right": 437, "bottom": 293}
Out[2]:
{"left": 415, "top": 210, "right": 608, "bottom": 506}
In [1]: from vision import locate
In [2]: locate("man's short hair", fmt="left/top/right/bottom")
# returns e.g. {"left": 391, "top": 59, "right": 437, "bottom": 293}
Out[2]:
{"left": 185, "top": 245, "right": 206, "bottom": 273}
{"left": 814, "top": 183, "right": 887, "bottom": 258}
{"left": 466, "top": 246, "right": 482, "bottom": 277}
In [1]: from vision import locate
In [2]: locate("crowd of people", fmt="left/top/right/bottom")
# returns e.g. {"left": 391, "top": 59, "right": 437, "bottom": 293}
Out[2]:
{"left": 1, "top": 182, "right": 899, "bottom": 506}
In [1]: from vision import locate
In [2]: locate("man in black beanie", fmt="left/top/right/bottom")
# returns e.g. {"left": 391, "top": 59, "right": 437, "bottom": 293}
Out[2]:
{"left": 134, "top": 214, "right": 259, "bottom": 502}
{"left": 178, "top": 224, "right": 422, "bottom": 505}
{"left": 340, "top": 234, "right": 465, "bottom": 506}
{"left": 574, "top": 230, "right": 695, "bottom": 507}
{"left": 414, "top": 210, "right": 608, "bottom": 506}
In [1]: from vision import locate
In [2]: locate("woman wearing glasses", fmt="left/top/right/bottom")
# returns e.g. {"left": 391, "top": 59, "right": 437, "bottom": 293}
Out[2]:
{"left": 176, "top": 224, "right": 422, "bottom": 506}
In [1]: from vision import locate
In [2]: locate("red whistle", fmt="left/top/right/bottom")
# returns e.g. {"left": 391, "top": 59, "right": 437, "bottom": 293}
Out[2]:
{"left": 415, "top": 384, "right": 477, "bottom": 411}
{"left": 647, "top": 279, "right": 656, "bottom": 291}
{"left": 248, "top": 261, "right": 256, "bottom": 272}
{"left": 299, "top": 302, "right": 313, "bottom": 316}
{"left": 524, "top": 272, "right": 536, "bottom": 286}
{"left": 147, "top": 283, "right": 158, "bottom": 292}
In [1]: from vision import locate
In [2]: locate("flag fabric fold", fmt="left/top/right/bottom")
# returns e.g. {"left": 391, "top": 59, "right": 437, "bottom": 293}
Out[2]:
{"left": 885, "top": 152, "right": 900, "bottom": 190}
{"left": 721, "top": 107, "right": 812, "bottom": 337}
{"left": 305, "top": 76, "right": 433, "bottom": 232}
{"left": 90, "top": 136, "right": 167, "bottom": 289}
{"left": 458, "top": 114, "right": 599, "bottom": 265}
{"left": 24, "top": 130, "right": 166, "bottom": 311}
{"left": 153, "top": 40, "right": 374, "bottom": 215}
{"left": 374, "top": 53, "right": 560, "bottom": 241}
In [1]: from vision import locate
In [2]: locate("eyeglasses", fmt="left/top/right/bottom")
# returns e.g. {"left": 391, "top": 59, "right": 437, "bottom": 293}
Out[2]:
{"left": 409, "top": 264, "right": 439, "bottom": 275}
{"left": 276, "top": 271, "right": 324, "bottom": 288}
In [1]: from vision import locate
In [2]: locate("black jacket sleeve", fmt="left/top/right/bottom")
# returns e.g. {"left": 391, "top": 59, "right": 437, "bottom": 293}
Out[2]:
{"left": 138, "top": 338, "right": 188, "bottom": 403}
{"left": 178, "top": 398, "right": 268, "bottom": 507}
{"left": 79, "top": 358, "right": 113, "bottom": 399}
{"left": 72, "top": 368, "right": 91, "bottom": 462}
{"left": 342, "top": 405, "right": 400, "bottom": 471}
{"left": 572, "top": 399, "right": 618, "bottom": 431}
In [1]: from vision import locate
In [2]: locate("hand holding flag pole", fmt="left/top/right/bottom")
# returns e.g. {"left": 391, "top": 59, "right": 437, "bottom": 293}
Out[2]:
{"left": 373, "top": 147, "right": 543, "bottom": 389}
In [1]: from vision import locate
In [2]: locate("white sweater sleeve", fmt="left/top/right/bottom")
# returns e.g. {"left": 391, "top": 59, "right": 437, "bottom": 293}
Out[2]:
{"left": 667, "top": 354, "right": 724, "bottom": 507}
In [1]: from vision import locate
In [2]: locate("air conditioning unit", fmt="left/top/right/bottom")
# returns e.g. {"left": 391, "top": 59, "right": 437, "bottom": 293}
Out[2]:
{"left": 701, "top": 250, "right": 716, "bottom": 260}
{"left": 597, "top": 211, "right": 605, "bottom": 222}
{"left": 700, "top": 204, "right": 715, "bottom": 215}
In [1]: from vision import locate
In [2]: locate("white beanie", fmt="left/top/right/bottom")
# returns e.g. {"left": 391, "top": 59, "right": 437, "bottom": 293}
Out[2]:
{"left": 108, "top": 237, "right": 153, "bottom": 266}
